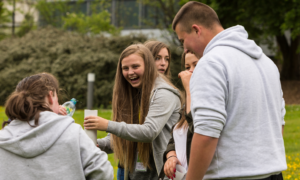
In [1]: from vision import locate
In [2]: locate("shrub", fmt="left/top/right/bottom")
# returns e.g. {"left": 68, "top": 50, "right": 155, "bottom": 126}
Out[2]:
{"left": 0, "top": 27, "right": 147, "bottom": 108}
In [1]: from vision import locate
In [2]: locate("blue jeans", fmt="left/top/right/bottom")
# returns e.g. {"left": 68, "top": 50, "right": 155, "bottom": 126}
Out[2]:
{"left": 117, "top": 167, "right": 125, "bottom": 180}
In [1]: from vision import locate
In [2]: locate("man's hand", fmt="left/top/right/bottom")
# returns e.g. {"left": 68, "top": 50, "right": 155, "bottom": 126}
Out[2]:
{"left": 84, "top": 116, "right": 109, "bottom": 131}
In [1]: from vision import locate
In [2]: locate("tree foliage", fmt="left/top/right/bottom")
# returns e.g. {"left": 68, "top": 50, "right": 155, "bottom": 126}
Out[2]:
{"left": 63, "top": 10, "right": 120, "bottom": 35}
{"left": 35, "top": 0, "right": 69, "bottom": 27}
{"left": 0, "top": 1, "right": 12, "bottom": 40}
{"left": 0, "top": 27, "right": 147, "bottom": 108}
{"left": 16, "top": 13, "right": 35, "bottom": 37}
{"left": 140, "top": 0, "right": 181, "bottom": 45}
{"left": 36, "top": 0, "right": 119, "bottom": 35}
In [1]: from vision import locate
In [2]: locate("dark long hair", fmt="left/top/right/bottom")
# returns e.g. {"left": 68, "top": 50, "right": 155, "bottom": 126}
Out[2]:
{"left": 3, "top": 73, "right": 59, "bottom": 128}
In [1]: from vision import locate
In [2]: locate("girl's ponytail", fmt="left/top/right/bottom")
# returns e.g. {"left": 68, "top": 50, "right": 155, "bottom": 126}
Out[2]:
{"left": 3, "top": 73, "right": 59, "bottom": 128}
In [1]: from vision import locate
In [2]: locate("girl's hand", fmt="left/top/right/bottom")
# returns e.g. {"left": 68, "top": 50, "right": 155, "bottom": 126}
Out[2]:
{"left": 58, "top": 105, "right": 67, "bottom": 115}
{"left": 84, "top": 116, "right": 109, "bottom": 131}
{"left": 164, "top": 151, "right": 181, "bottom": 180}
{"left": 178, "top": 71, "right": 192, "bottom": 91}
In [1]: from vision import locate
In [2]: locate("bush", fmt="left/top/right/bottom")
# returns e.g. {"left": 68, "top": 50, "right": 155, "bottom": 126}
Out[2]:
{"left": 0, "top": 27, "right": 183, "bottom": 108}
{"left": 0, "top": 27, "right": 147, "bottom": 108}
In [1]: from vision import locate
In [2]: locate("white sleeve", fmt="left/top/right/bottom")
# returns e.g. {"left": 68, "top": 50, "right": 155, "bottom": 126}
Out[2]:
{"left": 281, "top": 89, "right": 286, "bottom": 125}
{"left": 190, "top": 61, "right": 227, "bottom": 138}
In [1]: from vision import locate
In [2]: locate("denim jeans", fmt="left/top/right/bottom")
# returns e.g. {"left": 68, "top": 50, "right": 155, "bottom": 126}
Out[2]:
{"left": 117, "top": 167, "right": 125, "bottom": 180}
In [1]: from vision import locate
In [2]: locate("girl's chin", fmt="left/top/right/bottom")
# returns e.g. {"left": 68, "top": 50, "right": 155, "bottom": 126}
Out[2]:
{"left": 131, "top": 83, "right": 142, "bottom": 88}
{"left": 129, "top": 79, "right": 142, "bottom": 88}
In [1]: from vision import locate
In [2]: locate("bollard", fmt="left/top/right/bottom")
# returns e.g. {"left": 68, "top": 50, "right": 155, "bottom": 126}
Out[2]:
{"left": 87, "top": 73, "right": 95, "bottom": 110}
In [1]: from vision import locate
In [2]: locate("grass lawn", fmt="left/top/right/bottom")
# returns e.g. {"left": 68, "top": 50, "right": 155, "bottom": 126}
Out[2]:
{"left": 283, "top": 105, "right": 300, "bottom": 179}
{"left": 1, "top": 106, "right": 300, "bottom": 179}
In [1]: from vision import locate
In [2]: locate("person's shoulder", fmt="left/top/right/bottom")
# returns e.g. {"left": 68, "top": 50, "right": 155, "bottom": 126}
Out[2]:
{"left": 204, "top": 46, "right": 238, "bottom": 60}
{"left": 150, "top": 89, "right": 181, "bottom": 112}
{"left": 153, "top": 77, "right": 181, "bottom": 97}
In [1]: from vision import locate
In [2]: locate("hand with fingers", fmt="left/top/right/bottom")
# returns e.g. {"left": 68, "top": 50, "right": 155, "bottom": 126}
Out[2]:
{"left": 178, "top": 71, "right": 192, "bottom": 92}
{"left": 84, "top": 116, "right": 109, "bottom": 131}
{"left": 58, "top": 105, "right": 67, "bottom": 116}
{"left": 164, "top": 151, "right": 181, "bottom": 180}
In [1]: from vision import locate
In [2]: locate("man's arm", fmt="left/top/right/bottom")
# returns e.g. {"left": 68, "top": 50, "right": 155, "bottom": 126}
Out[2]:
{"left": 189, "top": 60, "right": 227, "bottom": 179}
{"left": 186, "top": 134, "right": 219, "bottom": 180}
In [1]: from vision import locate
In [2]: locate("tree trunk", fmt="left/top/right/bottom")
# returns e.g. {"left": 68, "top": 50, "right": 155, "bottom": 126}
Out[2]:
{"left": 276, "top": 34, "right": 300, "bottom": 80}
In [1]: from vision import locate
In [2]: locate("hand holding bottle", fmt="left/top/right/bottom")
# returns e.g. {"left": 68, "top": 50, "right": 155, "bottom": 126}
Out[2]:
{"left": 58, "top": 105, "right": 67, "bottom": 115}
{"left": 62, "top": 98, "right": 77, "bottom": 116}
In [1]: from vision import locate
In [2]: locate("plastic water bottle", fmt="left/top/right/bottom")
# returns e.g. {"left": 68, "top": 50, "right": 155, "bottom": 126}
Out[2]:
{"left": 62, "top": 98, "right": 77, "bottom": 117}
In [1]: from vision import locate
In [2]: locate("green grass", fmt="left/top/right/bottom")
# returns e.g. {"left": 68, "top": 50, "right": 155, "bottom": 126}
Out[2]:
{"left": 282, "top": 105, "right": 300, "bottom": 179}
{"left": 1, "top": 106, "right": 300, "bottom": 179}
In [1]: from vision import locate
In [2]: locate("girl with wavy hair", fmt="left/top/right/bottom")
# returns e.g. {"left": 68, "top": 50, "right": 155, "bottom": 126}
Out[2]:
{"left": 84, "top": 44, "right": 181, "bottom": 180}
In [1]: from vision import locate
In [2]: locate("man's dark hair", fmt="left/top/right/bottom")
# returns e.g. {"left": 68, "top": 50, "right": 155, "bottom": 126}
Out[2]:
{"left": 172, "top": 1, "right": 222, "bottom": 33}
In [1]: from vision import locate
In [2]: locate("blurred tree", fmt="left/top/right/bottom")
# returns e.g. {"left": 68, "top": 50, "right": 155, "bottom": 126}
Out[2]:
{"left": 15, "top": 0, "right": 36, "bottom": 37}
{"left": 0, "top": 1, "right": 11, "bottom": 40}
{"left": 63, "top": 10, "right": 120, "bottom": 35}
{"left": 16, "top": 13, "right": 35, "bottom": 37}
{"left": 35, "top": 0, "right": 69, "bottom": 27}
{"left": 0, "top": 27, "right": 146, "bottom": 108}
{"left": 140, "top": 0, "right": 181, "bottom": 45}
{"left": 36, "top": 0, "right": 120, "bottom": 35}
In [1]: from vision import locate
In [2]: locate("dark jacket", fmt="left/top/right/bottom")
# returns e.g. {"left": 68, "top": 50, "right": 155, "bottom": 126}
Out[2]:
{"left": 158, "top": 112, "right": 194, "bottom": 179}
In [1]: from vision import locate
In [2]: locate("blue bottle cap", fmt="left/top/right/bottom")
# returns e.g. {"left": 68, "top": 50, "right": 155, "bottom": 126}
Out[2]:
{"left": 70, "top": 98, "right": 77, "bottom": 105}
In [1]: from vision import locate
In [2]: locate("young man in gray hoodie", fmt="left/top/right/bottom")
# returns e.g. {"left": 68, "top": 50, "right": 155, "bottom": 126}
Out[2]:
{"left": 172, "top": 1, "right": 287, "bottom": 179}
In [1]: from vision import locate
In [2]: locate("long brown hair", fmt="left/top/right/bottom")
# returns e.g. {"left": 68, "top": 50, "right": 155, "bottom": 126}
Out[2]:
{"left": 3, "top": 73, "right": 59, "bottom": 128}
{"left": 144, "top": 40, "right": 172, "bottom": 79}
{"left": 111, "top": 44, "right": 159, "bottom": 172}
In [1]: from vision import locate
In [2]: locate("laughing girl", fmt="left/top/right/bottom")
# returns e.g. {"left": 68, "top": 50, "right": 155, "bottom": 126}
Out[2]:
{"left": 84, "top": 44, "right": 181, "bottom": 180}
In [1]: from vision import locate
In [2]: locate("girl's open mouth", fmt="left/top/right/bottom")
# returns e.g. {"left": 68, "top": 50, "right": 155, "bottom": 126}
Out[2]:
{"left": 130, "top": 77, "right": 140, "bottom": 83}
{"left": 158, "top": 69, "right": 165, "bottom": 73}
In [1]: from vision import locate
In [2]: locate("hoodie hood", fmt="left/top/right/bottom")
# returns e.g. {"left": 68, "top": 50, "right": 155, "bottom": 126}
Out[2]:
{"left": 0, "top": 111, "right": 74, "bottom": 158}
{"left": 204, "top": 25, "right": 263, "bottom": 59}
{"left": 151, "top": 75, "right": 181, "bottom": 101}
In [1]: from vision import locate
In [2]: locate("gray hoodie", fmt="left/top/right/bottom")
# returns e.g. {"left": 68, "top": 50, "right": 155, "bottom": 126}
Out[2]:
{"left": 0, "top": 111, "right": 114, "bottom": 180}
{"left": 98, "top": 76, "right": 181, "bottom": 179}
{"left": 190, "top": 25, "right": 287, "bottom": 179}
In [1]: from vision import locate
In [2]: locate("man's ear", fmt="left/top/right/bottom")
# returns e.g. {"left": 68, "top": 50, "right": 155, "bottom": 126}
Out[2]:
{"left": 47, "top": 91, "right": 54, "bottom": 105}
{"left": 192, "top": 24, "right": 201, "bottom": 36}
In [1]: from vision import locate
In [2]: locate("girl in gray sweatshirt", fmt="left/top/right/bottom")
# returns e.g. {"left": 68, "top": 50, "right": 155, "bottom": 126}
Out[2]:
{"left": 84, "top": 44, "right": 181, "bottom": 180}
{"left": 0, "top": 73, "right": 114, "bottom": 180}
